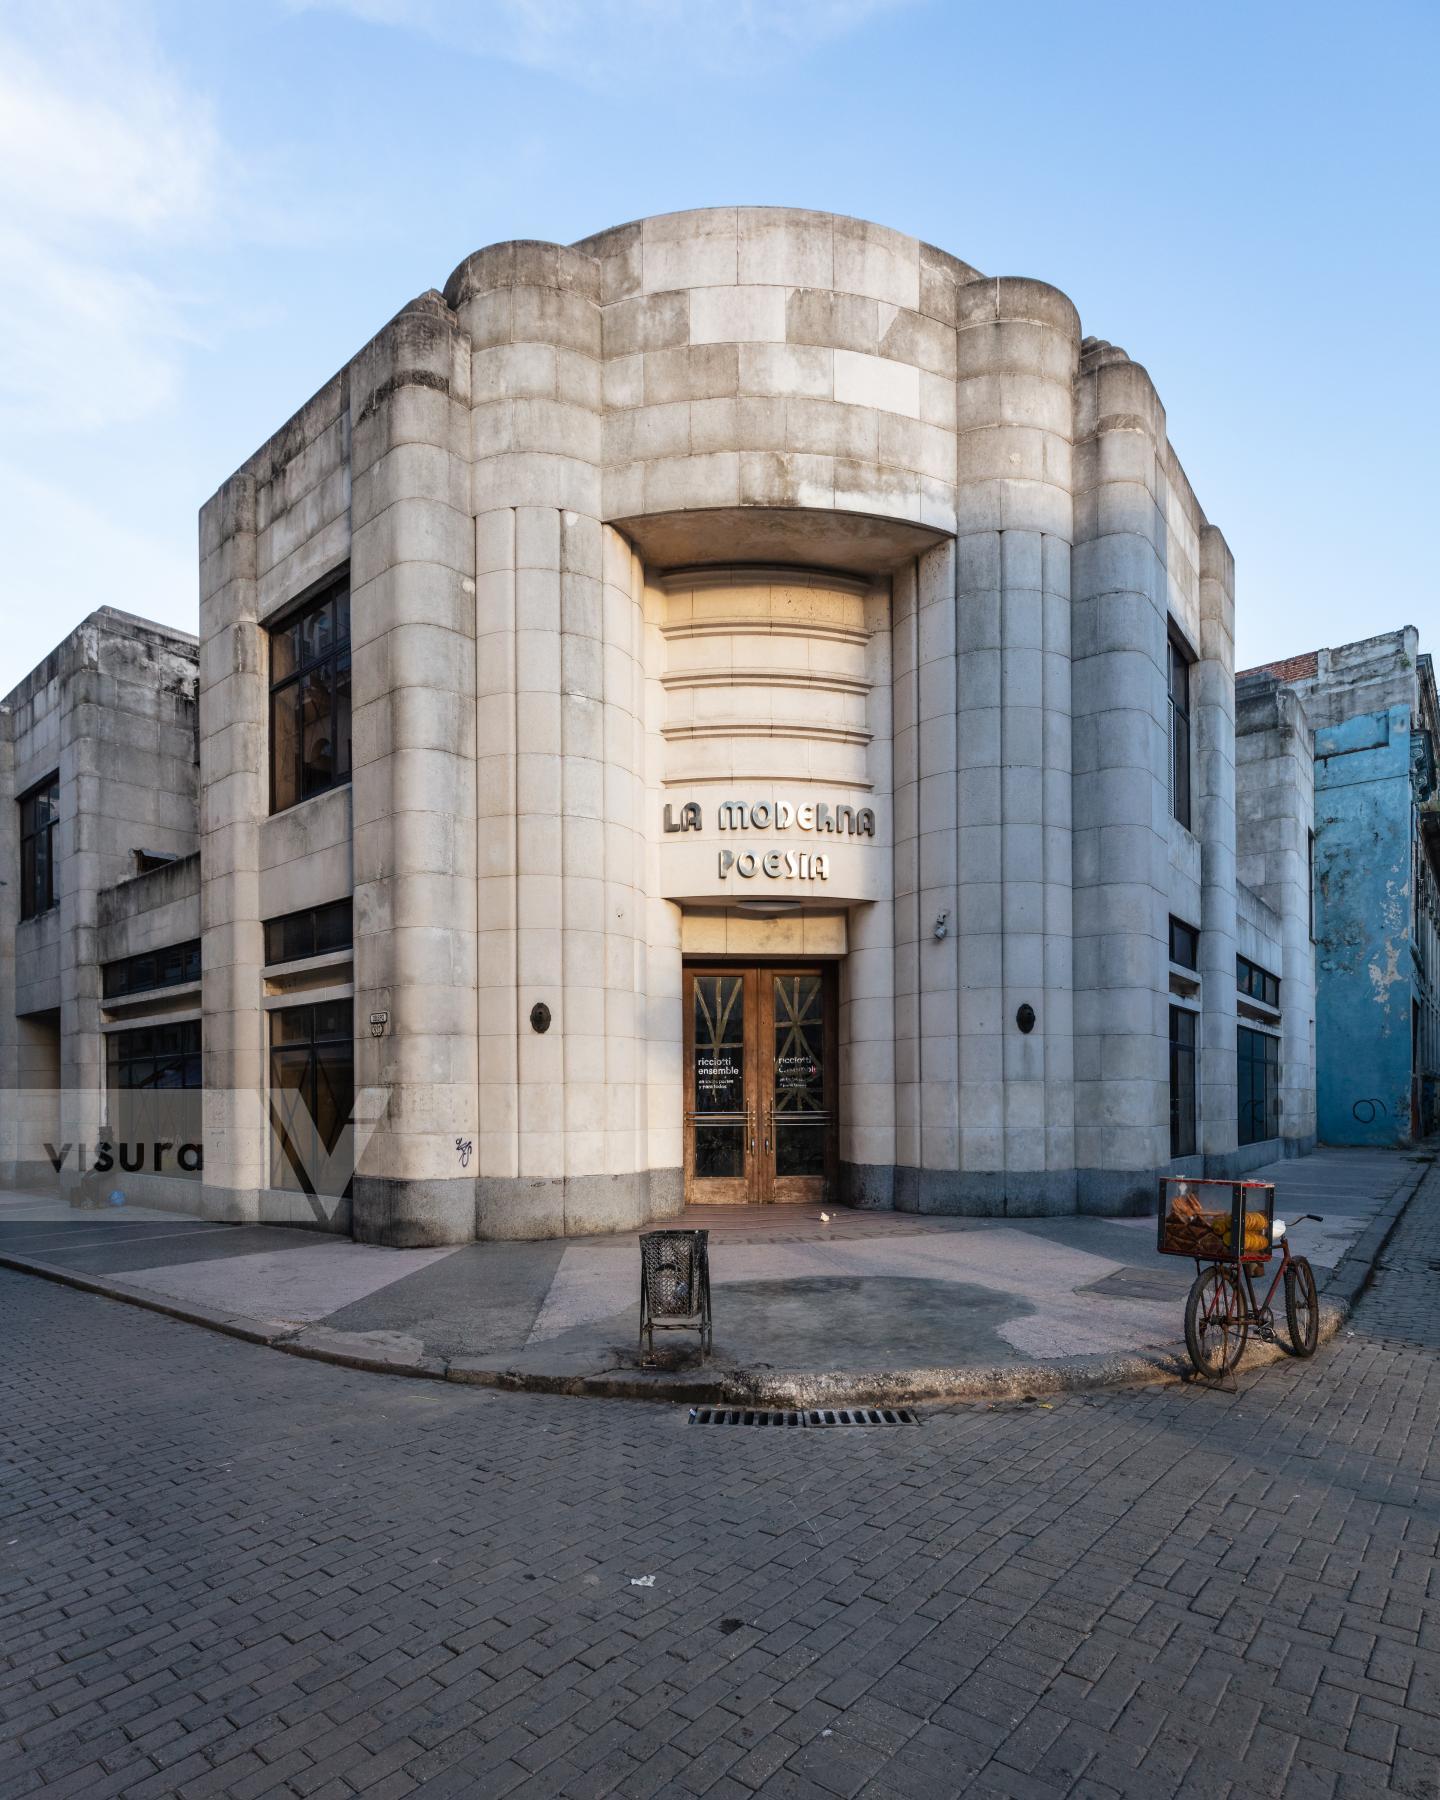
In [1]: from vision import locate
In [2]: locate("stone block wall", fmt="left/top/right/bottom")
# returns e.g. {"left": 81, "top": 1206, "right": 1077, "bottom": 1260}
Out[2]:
{"left": 0, "top": 611, "right": 199, "bottom": 1192}
{"left": 68, "top": 206, "right": 1311, "bottom": 1238}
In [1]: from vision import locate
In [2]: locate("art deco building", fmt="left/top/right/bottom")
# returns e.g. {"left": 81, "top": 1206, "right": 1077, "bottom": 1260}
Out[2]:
{"left": 0, "top": 209, "right": 1319, "bottom": 1243}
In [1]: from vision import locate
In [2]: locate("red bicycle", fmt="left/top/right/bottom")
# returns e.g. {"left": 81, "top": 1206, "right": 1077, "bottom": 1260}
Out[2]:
{"left": 1183, "top": 1215, "right": 1323, "bottom": 1377}
{"left": 1157, "top": 1179, "right": 1322, "bottom": 1379}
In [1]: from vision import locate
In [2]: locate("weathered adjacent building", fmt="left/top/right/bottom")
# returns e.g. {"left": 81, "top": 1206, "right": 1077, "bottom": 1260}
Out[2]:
{"left": 1240, "top": 629, "right": 1439, "bottom": 1146}
{"left": 3, "top": 208, "right": 1321, "bottom": 1243}
{"left": 0, "top": 609, "right": 201, "bottom": 1198}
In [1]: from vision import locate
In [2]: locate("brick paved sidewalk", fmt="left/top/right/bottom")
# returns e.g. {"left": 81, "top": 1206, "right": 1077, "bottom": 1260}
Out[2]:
{"left": 1, "top": 1166, "right": 1437, "bottom": 1797}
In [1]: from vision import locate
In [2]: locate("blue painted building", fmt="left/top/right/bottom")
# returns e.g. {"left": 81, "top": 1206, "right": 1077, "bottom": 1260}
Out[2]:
{"left": 1241, "top": 630, "right": 1439, "bottom": 1147}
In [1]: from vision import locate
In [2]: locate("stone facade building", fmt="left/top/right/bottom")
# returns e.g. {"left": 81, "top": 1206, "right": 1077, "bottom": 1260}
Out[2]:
{"left": 2, "top": 208, "right": 1320, "bottom": 1243}
{"left": 0, "top": 609, "right": 201, "bottom": 1197}
{"left": 1240, "top": 629, "right": 1439, "bottom": 1146}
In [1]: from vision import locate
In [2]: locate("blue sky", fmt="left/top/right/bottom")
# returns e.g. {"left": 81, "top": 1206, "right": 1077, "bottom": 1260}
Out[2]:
{"left": 1, "top": 0, "right": 1436, "bottom": 694}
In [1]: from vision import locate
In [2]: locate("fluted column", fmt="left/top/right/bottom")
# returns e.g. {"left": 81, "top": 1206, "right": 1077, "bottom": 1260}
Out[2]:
{"left": 1195, "top": 525, "right": 1238, "bottom": 1164}
{"left": 349, "top": 296, "right": 478, "bottom": 1245}
{"left": 449, "top": 242, "right": 654, "bottom": 1237}
{"left": 951, "top": 277, "right": 1078, "bottom": 1212}
{"left": 198, "top": 474, "right": 267, "bottom": 1222}
{"left": 1071, "top": 347, "right": 1171, "bottom": 1210}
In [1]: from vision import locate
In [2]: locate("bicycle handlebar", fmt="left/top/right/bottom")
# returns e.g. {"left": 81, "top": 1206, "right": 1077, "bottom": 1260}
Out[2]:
{"left": 1291, "top": 1213, "right": 1324, "bottom": 1224}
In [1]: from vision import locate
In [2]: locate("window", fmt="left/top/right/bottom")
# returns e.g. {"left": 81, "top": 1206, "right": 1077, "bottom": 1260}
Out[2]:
{"left": 1169, "top": 1006, "right": 1197, "bottom": 1157}
{"left": 1168, "top": 916, "right": 1200, "bottom": 971}
{"left": 269, "top": 1000, "right": 354, "bottom": 1196}
{"left": 106, "top": 1020, "right": 203, "bottom": 1179}
{"left": 268, "top": 577, "right": 351, "bottom": 813}
{"left": 1308, "top": 830, "right": 1316, "bottom": 942}
{"left": 103, "top": 941, "right": 201, "bottom": 1000}
{"left": 1236, "top": 955, "right": 1280, "bottom": 1009}
{"left": 264, "top": 899, "right": 353, "bottom": 967}
{"left": 19, "top": 773, "right": 59, "bottom": 920}
{"left": 1237, "top": 1026, "right": 1279, "bottom": 1146}
{"left": 1168, "top": 634, "right": 1192, "bottom": 830}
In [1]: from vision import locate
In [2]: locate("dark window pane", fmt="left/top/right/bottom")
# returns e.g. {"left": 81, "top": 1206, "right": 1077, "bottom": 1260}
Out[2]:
{"left": 773, "top": 975, "right": 824, "bottom": 1113}
{"left": 313, "top": 999, "right": 352, "bottom": 1042}
{"left": 314, "top": 899, "right": 353, "bottom": 954}
{"left": 332, "top": 651, "right": 352, "bottom": 783}
{"left": 33, "top": 829, "right": 50, "bottom": 912}
{"left": 694, "top": 1123, "right": 744, "bottom": 1178}
{"left": 269, "top": 1045, "right": 314, "bottom": 1191}
{"left": 281, "top": 912, "right": 313, "bottom": 962}
{"left": 268, "top": 1005, "right": 353, "bottom": 1197}
{"left": 264, "top": 901, "right": 352, "bottom": 966}
{"left": 692, "top": 975, "right": 745, "bottom": 1115}
{"left": 298, "top": 602, "right": 334, "bottom": 667}
{"left": 1169, "top": 1006, "right": 1197, "bottom": 1157}
{"left": 1168, "top": 917, "right": 1198, "bottom": 970}
{"left": 313, "top": 1044, "right": 354, "bottom": 1156}
{"left": 775, "top": 1118, "right": 826, "bottom": 1176}
{"left": 103, "top": 942, "right": 200, "bottom": 998}
{"left": 299, "top": 668, "right": 334, "bottom": 798}
{"left": 268, "top": 576, "right": 351, "bottom": 815}
{"left": 272, "top": 1006, "right": 315, "bottom": 1046}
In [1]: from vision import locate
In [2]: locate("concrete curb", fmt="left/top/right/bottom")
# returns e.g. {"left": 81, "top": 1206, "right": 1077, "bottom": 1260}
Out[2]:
{"left": 1, "top": 1160, "right": 1429, "bottom": 1405}
{"left": 1324, "top": 1157, "right": 1431, "bottom": 1310}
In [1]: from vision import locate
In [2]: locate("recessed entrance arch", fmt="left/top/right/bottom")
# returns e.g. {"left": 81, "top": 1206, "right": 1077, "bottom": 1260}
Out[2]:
{"left": 683, "top": 962, "right": 838, "bottom": 1205}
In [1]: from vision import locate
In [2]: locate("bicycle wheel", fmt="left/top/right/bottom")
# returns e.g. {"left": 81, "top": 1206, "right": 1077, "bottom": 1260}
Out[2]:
{"left": 1184, "top": 1265, "right": 1248, "bottom": 1377}
{"left": 1284, "top": 1256, "right": 1319, "bottom": 1357}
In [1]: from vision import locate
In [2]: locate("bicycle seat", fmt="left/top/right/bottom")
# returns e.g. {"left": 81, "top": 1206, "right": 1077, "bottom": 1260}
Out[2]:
{"left": 1271, "top": 1218, "right": 1287, "bottom": 1243}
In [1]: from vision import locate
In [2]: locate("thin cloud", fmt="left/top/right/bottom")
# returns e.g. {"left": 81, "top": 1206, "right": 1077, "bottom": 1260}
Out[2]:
{"left": 0, "top": 2, "right": 222, "bottom": 433}
{"left": 287, "top": 0, "right": 915, "bottom": 84}
{"left": 0, "top": 463, "right": 196, "bottom": 694}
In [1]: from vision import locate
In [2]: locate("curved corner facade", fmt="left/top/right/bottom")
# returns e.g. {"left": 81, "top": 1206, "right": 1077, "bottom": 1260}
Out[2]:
{"left": 165, "top": 207, "right": 1315, "bottom": 1244}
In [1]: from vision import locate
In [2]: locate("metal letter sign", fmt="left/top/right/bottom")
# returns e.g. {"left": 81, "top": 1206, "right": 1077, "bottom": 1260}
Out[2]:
{"left": 664, "top": 796, "right": 876, "bottom": 885}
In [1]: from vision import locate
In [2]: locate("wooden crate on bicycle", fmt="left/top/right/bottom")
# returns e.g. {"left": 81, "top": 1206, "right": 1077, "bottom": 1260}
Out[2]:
{"left": 1156, "top": 1178, "right": 1275, "bottom": 1263}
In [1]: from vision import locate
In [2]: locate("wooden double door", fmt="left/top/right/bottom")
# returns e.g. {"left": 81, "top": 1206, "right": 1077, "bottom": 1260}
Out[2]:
{"left": 683, "top": 963, "right": 837, "bottom": 1205}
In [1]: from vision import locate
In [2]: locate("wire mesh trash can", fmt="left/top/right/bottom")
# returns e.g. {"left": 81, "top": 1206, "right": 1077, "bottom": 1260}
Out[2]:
{"left": 639, "top": 1230, "right": 712, "bottom": 1359}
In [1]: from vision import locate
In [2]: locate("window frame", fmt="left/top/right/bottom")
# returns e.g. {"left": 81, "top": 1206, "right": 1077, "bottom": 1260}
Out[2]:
{"left": 18, "top": 771, "right": 59, "bottom": 921}
{"left": 102, "top": 940, "right": 202, "bottom": 1000}
{"left": 268, "top": 999, "right": 355, "bottom": 1198}
{"left": 267, "top": 574, "right": 352, "bottom": 815}
{"left": 1167, "top": 632, "right": 1192, "bottom": 832}
{"left": 1168, "top": 915, "right": 1200, "bottom": 971}
{"left": 1237, "top": 1024, "right": 1280, "bottom": 1147}
{"left": 1169, "top": 1005, "right": 1197, "bottom": 1158}
{"left": 106, "top": 1019, "right": 204, "bottom": 1178}
{"left": 1236, "top": 954, "right": 1281, "bottom": 1010}
{"left": 263, "top": 899, "right": 354, "bottom": 968}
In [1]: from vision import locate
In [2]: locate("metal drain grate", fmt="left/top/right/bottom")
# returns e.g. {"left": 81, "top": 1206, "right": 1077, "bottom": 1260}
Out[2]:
{"left": 688, "top": 1406, "right": 920, "bottom": 1428}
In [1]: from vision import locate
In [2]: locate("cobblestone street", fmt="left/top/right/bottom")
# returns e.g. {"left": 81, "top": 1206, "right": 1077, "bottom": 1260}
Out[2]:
{"left": 3, "top": 1173, "right": 1438, "bottom": 1800}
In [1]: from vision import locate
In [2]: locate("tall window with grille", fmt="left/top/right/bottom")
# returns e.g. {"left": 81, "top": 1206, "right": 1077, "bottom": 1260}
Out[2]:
{"left": 18, "top": 773, "right": 59, "bottom": 920}
{"left": 1168, "top": 634, "right": 1192, "bottom": 830}
{"left": 268, "top": 576, "right": 351, "bottom": 813}
{"left": 1237, "top": 1026, "right": 1279, "bottom": 1146}
{"left": 1169, "top": 1006, "right": 1197, "bottom": 1157}
{"left": 106, "top": 1021, "right": 203, "bottom": 1178}
{"left": 269, "top": 1000, "right": 355, "bottom": 1196}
